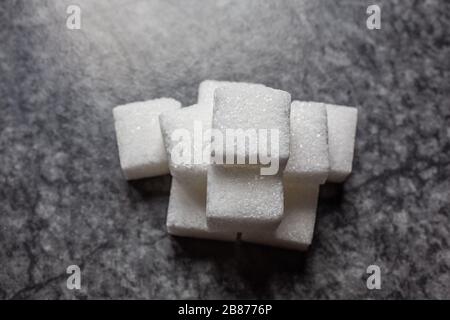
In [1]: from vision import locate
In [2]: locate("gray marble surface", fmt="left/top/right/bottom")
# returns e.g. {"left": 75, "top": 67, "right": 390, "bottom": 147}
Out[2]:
{"left": 0, "top": 0, "right": 449, "bottom": 299}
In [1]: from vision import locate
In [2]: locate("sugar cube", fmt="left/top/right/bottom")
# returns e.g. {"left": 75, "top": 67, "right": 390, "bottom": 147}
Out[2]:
{"left": 284, "top": 101, "right": 329, "bottom": 184}
{"left": 212, "top": 85, "right": 291, "bottom": 166}
{"left": 167, "top": 178, "right": 236, "bottom": 241}
{"left": 326, "top": 104, "right": 358, "bottom": 182}
{"left": 159, "top": 104, "right": 212, "bottom": 185}
{"left": 206, "top": 165, "right": 284, "bottom": 231}
{"left": 197, "top": 80, "right": 266, "bottom": 107}
{"left": 113, "top": 98, "right": 181, "bottom": 180}
{"left": 241, "top": 182, "right": 320, "bottom": 251}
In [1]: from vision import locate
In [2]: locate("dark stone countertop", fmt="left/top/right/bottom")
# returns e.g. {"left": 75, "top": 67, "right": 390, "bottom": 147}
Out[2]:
{"left": 0, "top": 0, "right": 449, "bottom": 299}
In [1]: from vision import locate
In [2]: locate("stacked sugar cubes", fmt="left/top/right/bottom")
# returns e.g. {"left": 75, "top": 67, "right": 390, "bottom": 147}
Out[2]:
{"left": 112, "top": 80, "right": 358, "bottom": 251}
{"left": 159, "top": 103, "right": 235, "bottom": 241}
{"left": 244, "top": 102, "right": 326, "bottom": 250}
{"left": 207, "top": 84, "right": 291, "bottom": 232}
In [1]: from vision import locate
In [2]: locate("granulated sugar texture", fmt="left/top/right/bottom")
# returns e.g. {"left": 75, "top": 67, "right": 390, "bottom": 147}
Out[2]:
{"left": 112, "top": 80, "right": 358, "bottom": 251}
{"left": 113, "top": 98, "right": 181, "bottom": 180}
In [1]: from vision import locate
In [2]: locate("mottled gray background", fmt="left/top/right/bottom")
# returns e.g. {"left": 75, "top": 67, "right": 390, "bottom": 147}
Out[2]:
{"left": 0, "top": 0, "right": 449, "bottom": 299}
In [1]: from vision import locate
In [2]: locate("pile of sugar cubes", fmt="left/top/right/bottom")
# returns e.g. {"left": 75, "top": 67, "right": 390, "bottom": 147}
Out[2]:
{"left": 113, "top": 81, "right": 358, "bottom": 251}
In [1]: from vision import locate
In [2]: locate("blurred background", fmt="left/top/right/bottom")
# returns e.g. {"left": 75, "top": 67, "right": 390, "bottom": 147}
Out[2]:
{"left": 0, "top": 0, "right": 449, "bottom": 299}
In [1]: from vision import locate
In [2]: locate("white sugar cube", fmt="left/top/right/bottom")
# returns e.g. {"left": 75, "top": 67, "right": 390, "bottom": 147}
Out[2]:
{"left": 197, "top": 80, "right": 266, "bottom": 107}
{"left": 206, "top": 166, "right": 284, "bottom": 231}
{"left": 161, "top": 104, "right": 235, "bottom": 241}
{"left": 284, "top": 101, "right": 329, "bottom": 184}
{"left": 167, "top": 178, "right": 236, "bottom": 242}
{"left": 212, "top": 85, "right": 291, "bottom": 166}
{"left": 113, "top": 98, "right": 181, "bottom": 180}
{"left": 326, "top": 104, "right": 358, "bottom": 182}
{"left": 159, "top": 104, "right": 212, "bottom": 185}
{"left": 241, "top": 182, "right": 319, "bottom": 251}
